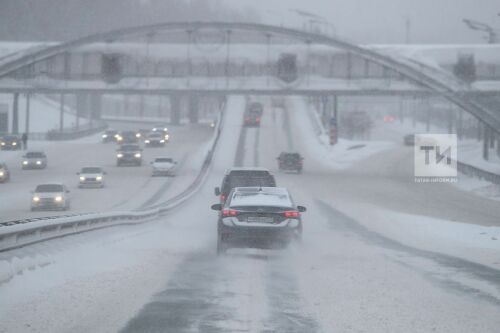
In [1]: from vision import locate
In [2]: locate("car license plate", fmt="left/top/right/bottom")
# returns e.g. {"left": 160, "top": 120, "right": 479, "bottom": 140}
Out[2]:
{"left": 247, "top": 216, "right": 274, "bottom": 223}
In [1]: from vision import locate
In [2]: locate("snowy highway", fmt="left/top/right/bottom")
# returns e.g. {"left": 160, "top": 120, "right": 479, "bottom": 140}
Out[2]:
{"left": 0, "top": 122, "right": 213, "bottom": 222}
{"left": 1, "top": 96, "right": 500, "bottom": 332}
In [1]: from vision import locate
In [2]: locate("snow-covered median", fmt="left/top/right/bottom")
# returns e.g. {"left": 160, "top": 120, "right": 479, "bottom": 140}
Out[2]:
{"left": 290, "top": 97, "right": 395, "bottom": 170}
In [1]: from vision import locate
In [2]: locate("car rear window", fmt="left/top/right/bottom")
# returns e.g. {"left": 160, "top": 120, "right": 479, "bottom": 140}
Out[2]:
{"left": 35, "top": 184, "right": 63, "bottom": 192}
{"left": 155, "top": 158, "right": 173, "bottom": 163}
{"left": 229, "top": 191, "right": 292, "bottom": 208}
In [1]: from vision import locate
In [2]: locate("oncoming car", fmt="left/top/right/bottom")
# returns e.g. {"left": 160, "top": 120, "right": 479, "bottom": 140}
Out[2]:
{"left": 31, "top": 183, "right": 71, "bottom": 211}
{"left": 102, "top": 129, "right": 118, "bottom": 143}
{"left": 22, "top": 151, "right": 47, "bottom": 169}
{"left": 151, "top": 157, "right": 177, "bottom": 176}
{"left": 116, "top": 144, "right": 142, "bottom": 166}
{"left": 0, "top": 162, "right": 10, "bottom": 183}
{"left": 211, "top": 187, "right": 306, "bottom": 254}
{"left": 0, "top": 135, "right": 22, "bottom": 150}
{"left": 144, "top": 132, "right": 166, "bottom": 147}
{"left": 77, "top": 166, "right": 106, "bottom": 188}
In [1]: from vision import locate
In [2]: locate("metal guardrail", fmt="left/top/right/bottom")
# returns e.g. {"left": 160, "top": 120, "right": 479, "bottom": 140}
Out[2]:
{"left": 0, "top": 99, "right": 226, "bottom": 252}
{"left": 457, "top": 161, "right": 500, "bottom": 185}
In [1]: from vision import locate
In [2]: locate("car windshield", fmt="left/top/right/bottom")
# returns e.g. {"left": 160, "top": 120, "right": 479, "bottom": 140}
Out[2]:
{"left": 25, "top": 152, "right": 44, "bottom": 158}
{"left": 148, "top": 133, "right": 162, "bottom": 138}
{"left": 155, "top": 158, "right": 173, "bottom": 163}
{"left": 81, "top": 167, "right": 102, "bottom": 173}
{"left": 35, "top": 184, "right": 63, "bottom": 192}
{"left": 120, "top": 145, "right": 140, "bottom": 151}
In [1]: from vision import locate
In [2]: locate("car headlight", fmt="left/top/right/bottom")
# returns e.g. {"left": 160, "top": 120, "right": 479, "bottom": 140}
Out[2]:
{"left": 160, "top": 140, "right": 165, "bottom": 143}
{"left": 1, "top": 142, "right": 5, "bottom": 146}
{"left": 0, "top": 171, "right": 4, "bottom": 177}
{"left": 102, "top": 134, "right": 108, "bottom": 138}
{"left": 136, "top": 133, "right": 141, "bottom": 138}
{"left": 117, "top": 153, "right": 123, "bottom": 158}
{"left": 32, "top": 196, "right": 40, "bottom": 202}
{"left": 134, "top": 153, "right": 141, "bottom": 158}
{"left": 117, "top": 137, "right": 123, "bottom": 141}
{"left": 165, "top": 135, "right": 170, "bottom": 140}
{"left": 96, "top": 176, "right": 103, "bottom": 181}
{"left": 54, "top": 196, "right": 63, "bottom": 202}
{"left": 145, "top": 140, "right": 150, "bottom": 143}
{"left": 23, "top": 161, "right": 28, "bottom": 165}
{"left": 163, "top": 128, "right": 168, "bottom": 131}
{"left": 36, "top": 161, "right": 41, "bottom": 165}
{"left": 12, "top": 142, "right": 16, "bottom": 146}
{"left": 80, "top": 176, "right": 85, "bottom": 181}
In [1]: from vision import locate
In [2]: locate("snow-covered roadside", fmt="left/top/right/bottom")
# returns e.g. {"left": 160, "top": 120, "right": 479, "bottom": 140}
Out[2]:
{"left": 291, "top": 97, "right": 395, "bottom": 170}
{"left": 336, "top": 202, "right": 500, "bottom": 270}
{"left": 377, "top": 117, "right": 500, "bottom": 200}
{"left": 0, "top": 94, "right": 88, "bottom": 134}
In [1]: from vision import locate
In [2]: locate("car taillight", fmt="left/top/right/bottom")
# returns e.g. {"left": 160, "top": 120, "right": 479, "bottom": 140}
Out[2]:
{"left": 256, "top": 117, "right": 261, "bottom": 122}
{"left": 220, "top": 194, "right": 225, "bottom": 202}
{"left": 283, "top": 211, "right": 300, "bottom": 218}
{"left": 222, "top": 209, "right": 239, "bottom": 217}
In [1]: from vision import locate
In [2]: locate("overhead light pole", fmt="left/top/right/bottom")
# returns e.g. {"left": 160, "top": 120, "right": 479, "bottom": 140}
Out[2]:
{"left": 463, "top": 18, "right": 499, "bottom": 44}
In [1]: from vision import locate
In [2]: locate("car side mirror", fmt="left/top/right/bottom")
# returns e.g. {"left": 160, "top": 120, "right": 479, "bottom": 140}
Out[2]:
{"left": 297, "top": 206, "right": 307, "bottom": 212}
{"left": 211, "top": 204, "right": 222, "bottom": 211}
{"left": 214, "top": 187, "right": 221, "bottom": 196}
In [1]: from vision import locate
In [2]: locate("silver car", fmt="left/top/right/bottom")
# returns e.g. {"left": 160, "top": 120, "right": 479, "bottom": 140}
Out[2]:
{"left": 31, "top": 183, "right": 71, "bottom": 211}
{"left": 151, "top": 157, "right": 177, "bottom": 176}
{"left": 22, "top": 151, "right": 47, "bottom": 170}
{"left": 77, "top": 166, "right": 106, "bottom": 188}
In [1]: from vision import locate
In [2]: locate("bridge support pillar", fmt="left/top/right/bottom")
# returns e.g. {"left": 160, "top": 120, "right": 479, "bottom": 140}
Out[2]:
{"left": 457, "top": 107, "right": 463, "bottom": 140}
{"left": 90, "top": 94, "right": 102, "bottom": 122}
{"left": 170, "top": 95, "right": 181, "bottom": 125}
{"left": 188, "top": 94, "right": 199, "bottom": 124}
{"left": 447, "top": 103, "right": 453, "bottom": 134}
{"left": 76, "top": 93, "right": 89, "bottom": 130}
{"left": 59, "top": 94, "right": 65, "bottom": 132}
{"left": 483, "top": 124, "right": 489, "bottom": 161}
{"left": 24, "top": 93, "right": 31, "bottom": 134}
{"left": 12, "top": 93, "right": 19, "bottom": 134}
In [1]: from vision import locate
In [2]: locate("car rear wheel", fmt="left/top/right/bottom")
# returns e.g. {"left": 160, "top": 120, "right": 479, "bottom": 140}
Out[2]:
{"left": 216, "top": 235, "right": 228, "bottom": 256}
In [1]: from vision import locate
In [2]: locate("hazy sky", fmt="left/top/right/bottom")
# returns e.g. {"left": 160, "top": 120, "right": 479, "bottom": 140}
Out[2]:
{"left": 232, "top": 0, "right": 500, "bottom": 44}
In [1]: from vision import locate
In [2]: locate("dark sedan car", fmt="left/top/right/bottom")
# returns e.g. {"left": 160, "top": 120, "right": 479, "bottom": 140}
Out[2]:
{"left": 211, "top": 187, "right": 306, "bottom": 255}
{"left": 0, "top": 135, "right": 22, "bottom": 150}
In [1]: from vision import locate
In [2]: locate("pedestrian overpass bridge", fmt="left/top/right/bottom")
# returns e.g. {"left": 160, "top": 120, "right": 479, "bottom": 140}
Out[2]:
{"left": 0, "top": 21, "right": 499, "bottom": 135}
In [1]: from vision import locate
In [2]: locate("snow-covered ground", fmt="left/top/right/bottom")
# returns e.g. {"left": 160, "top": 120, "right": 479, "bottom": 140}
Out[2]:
{"left": 0, "top": 93, "right": 88, "bottom": 134}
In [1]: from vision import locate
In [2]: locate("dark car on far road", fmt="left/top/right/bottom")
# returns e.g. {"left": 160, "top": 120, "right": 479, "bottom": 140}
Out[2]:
{"left": 277, "top": 152, "right": 304, "bottom": 173}
{"left": 214, "top": 167, "right": 276, "bottom": 204}
{"left": 0, "top": 135, "right": 21, "bottom": 150}
{"left": 116, "top": 144, "right": 142, "bottom": 166}
{"left": 102, "top": 129, "right": 118, "bottom": 143}
{"left": 116, "top": 131, "right": 139, "bottom": 145}
{"left": 211, "top": 186, "right": 306, "bottom": 254}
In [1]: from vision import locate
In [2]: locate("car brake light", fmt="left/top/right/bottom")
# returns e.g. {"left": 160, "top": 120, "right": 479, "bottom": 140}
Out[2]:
{"left": 256, "top": 117, "right": 261, "bottom": 122}
{"left": 222, "top": 209, "right": 239, "bottom": 217}
{"left": 283, "top": 211, "right": 300, "bottom": 218}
